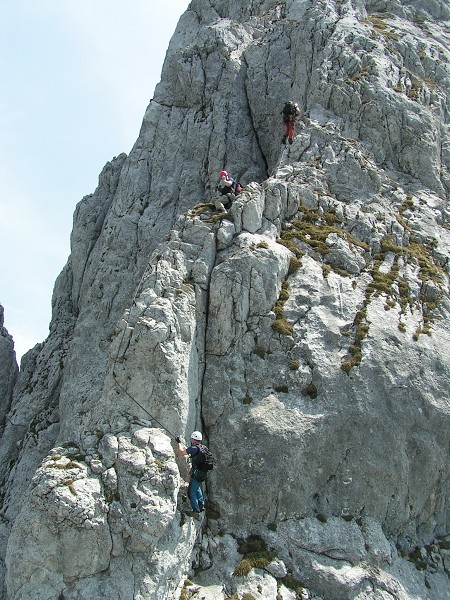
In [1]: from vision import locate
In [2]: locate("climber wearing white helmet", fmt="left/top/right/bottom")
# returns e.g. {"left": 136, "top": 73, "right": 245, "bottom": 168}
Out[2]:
{"left": 176, "top": 431, "right": 207, "bottom": 518}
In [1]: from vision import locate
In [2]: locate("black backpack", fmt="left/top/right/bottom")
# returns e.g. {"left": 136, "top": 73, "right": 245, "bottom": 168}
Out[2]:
{"left": 218, "top": 178, "right": 243, "bottom": 196}
{"left": 282, "top": 101, "right": 297, "bottom": 121}
{"left": 197, "top": 444, "right": 214, "bottom": 471}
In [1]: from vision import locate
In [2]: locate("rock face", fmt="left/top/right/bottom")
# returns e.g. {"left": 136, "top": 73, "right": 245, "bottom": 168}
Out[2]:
{"left": 0, "top": 306, "right": 17, "bottom": 428}
{"left": 1, "top": 1, "right": 450, "bottom": 599}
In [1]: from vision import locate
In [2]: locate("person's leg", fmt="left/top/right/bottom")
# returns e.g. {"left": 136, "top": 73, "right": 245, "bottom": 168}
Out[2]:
{"left": 287, "top": 121, "right": 295, "bottom": 142}
{"left": 225, "top": 193, "right": 235, "bottom": 206}
{"left": 215, "top": 194, "right": 233, "bottom": 212}
{"left": 282, "top": 121, "right": 288, "bottom": 144}
{"left": 195, "top": 482, "right": 205, "bottom": 510}
{"left": 214, "top": 199, "right": 226, "bottom": 212}
{"left": 188, "top": 478, "right": 202, "bottom": 512}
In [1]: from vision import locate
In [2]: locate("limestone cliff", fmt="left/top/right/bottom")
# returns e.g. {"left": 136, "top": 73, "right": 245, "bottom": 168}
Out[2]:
{"left": 1, "top": 1, "right": 449, "bottom": 599}
{"left": 0, "top": 307, "right": 17, "bottom": 426}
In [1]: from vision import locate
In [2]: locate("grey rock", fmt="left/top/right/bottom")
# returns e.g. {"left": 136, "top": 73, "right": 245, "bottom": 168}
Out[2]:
{"left": 235, "top": 571, "right": 279, "bottom": 599}
{"left": 98, "top": 432, "right": 119, "bottom": 468}
{"left": 266, "top": 558, "right": 288, "bottom": 579}
{"left": 0, "top": 306, "right": 18, "bottom": 429}
{"left": 324, "top": 232, "right": 367, "bottom": 274}
{"left": 1, "top": 1, "right": 449, "bottom": 599}
{"left": 217, "top": 219, "right": 236, "bottom": 250}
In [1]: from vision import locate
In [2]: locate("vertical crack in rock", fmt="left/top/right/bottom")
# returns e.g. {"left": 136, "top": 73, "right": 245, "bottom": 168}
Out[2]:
{"left": 1, "top": 1, "right": 450, "bottom": 598}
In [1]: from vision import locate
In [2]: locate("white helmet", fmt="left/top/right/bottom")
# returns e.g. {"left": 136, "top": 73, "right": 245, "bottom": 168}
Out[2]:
{"left": 191, "top": 430, "right": 202, "bottom": 441}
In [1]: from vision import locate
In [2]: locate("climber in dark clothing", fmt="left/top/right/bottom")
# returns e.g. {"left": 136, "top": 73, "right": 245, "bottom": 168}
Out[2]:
{"left": 176, "top": 430, "right": 206, "bottom": 517}
{"left": 215, "top": 170, "right": 242, "bottom": 212}
{"left": 281, "top": 101, "right": 301, "bottom": 145}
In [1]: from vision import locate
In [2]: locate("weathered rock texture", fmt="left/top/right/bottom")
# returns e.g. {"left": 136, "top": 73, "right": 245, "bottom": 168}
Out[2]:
{"left": 1, "top": 0, "right": 450, "bottom": 599}
{"left": 0, "top": 307, "right": 17, "bottom": 428}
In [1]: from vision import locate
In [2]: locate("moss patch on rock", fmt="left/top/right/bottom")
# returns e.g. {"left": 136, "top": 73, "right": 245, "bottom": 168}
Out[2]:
{"left": 271, "top": 281, "right": 294, "bottom": 336}
{"left": 233, "top": 535, "right": 276, "bottom": 577}
{"left": 233, "top": 551, "right": 277, "bottom": 577}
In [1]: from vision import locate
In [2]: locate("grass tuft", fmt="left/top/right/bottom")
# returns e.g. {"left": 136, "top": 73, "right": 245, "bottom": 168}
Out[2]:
{"left": 302, "top": 383, "right": 318, "bottom": 399}
{"left": 233, "top": 551, "right": 276, "bottom": 576}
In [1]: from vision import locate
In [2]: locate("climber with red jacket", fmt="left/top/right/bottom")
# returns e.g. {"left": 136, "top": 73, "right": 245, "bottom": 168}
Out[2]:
{"left": 281, "top": 101, "right": 301, "bottom": 145}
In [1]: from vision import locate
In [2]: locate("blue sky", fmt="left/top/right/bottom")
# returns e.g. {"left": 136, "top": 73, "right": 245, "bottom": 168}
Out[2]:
{"left": 0, "top": 1, "right": 190, "bottom": 362}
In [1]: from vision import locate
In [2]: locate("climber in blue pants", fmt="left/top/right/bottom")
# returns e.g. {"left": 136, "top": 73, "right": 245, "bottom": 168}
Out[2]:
{"left": 188, "top": 477, "right": 204, "bottom": 514}
{"left": 176, "top": 431, "right": 207, "bottom": 519}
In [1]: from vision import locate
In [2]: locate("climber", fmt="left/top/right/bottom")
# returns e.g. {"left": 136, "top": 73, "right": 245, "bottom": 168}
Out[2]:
{"left": 215, "top": 170, "right": 243, "bottom": 212}
{"left": 176, "top": 430, "right": 209, "bottom": 519}
{"left": 281, "top": 101, "right": 301, "bottom": 145}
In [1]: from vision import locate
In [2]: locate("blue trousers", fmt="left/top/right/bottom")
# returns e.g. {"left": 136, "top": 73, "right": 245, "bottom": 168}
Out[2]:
{"left": 188, "top": 477, "right": 204, "bottom": 512}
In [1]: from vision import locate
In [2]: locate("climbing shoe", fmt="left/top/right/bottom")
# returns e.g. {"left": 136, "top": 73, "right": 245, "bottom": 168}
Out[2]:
{"left": 282, "top": 136, "right": 287, "bottom": 145}
{"left": 198, "top": 502, "right": 205, "bottom": 512}
{"left": 186, "top": 510, "right": 201, "bottom": 520}
{"left": 289, "top": 138, "right": 293, "bottom": 145}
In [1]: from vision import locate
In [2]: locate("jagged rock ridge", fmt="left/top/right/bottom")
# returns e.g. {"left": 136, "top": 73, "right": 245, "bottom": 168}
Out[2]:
{"left": 1, "top": 0, "right": 449, "bottom": 598}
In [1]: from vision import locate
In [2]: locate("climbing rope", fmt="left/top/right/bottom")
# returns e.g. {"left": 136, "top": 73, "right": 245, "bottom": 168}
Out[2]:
{"left": 110, "top": 260, "right": 177, "bottom": 439}
{"left": 112, "top": 375, "right": 177, "bottom": 438}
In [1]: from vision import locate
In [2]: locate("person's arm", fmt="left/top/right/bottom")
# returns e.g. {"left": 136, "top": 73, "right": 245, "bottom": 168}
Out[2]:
{"left": 176, "top": 436, "right": 188, "bottom": 457}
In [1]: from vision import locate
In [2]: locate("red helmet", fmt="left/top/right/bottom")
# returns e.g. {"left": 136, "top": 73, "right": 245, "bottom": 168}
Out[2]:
{"left": 219, "top": 170, "right": 228, "bottom": 178}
